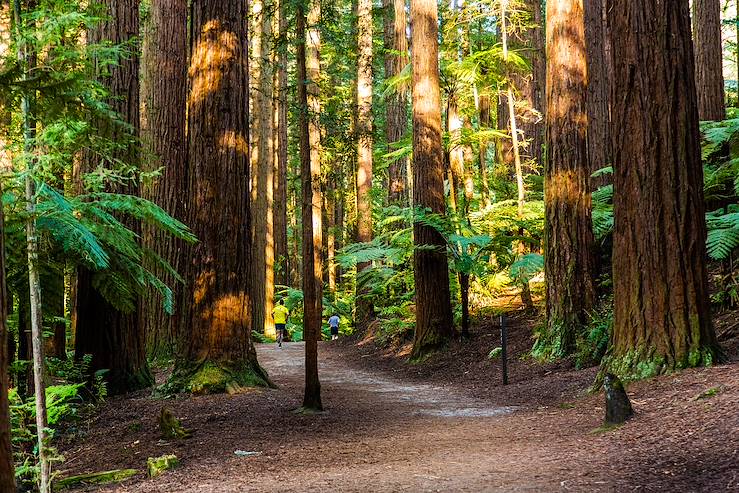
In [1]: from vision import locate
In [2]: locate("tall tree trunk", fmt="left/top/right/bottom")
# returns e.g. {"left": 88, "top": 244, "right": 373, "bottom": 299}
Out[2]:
{"left": 75, "top": 0, "right": 153, "bottom": 395}
{"left": 298, "top": 0, "right": 323, "bottom": 410}
{"left": 542, "top": 0, "right": 596, "bottom": 357}
{"left": 141, "top": 0, "right": 188, "bottom": 358}
{"left": 478, "top": 94, "right": 492, "bottom": 208}
{"left": 356, "top": 0, "right": 374, "bottom": 332}
{"left": 584, "top": 0, "right": 611, "bottom": 188}
{"left": 693, "top": 0, "right": 726, "bottom": 121}
{"left": 447, "top": 91, "right": 465, "bottom": 214}
{"left": 173, "top": 0, "right": 268, "bottom": 393}
{"left": 609, "top": 0, "right": 721, "bottom": 377}
{"left": 384, "top": 0, "right": 409, "bottom": 206}
{"left": 326, "top": 178, "right": 337, "bottom": 294}
{"left": 274, "top": 0, "right": 289, "bottom": 288}
{"left": 410, "top": 0, "right": 454, "bottom": 359}
{"left": 251, "top": 0, "right": 275, "bottom": 338}
{"left": 13, "top": 1, "right": 49, "bottom": 487}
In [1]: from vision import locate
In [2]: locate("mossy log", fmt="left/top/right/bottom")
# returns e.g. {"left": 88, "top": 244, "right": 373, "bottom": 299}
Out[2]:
{"left": 159, "top": 407, "right": 193, "bottom": 439}
{"left": 147, "top": 454, "right": 179, "bottom": 478}
{"left": 54, "top": 469, "right": 138, "bottom": 490}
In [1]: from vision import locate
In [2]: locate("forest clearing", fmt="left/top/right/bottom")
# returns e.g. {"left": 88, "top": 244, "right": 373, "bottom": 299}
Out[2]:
{"left": 2, "top": 0, "right": 739, "bottom": 491}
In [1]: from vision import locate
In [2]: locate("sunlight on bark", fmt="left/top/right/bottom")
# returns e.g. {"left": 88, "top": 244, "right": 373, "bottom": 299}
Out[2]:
{"left": 189, "top": 20, "right": 238, "bottom": 108}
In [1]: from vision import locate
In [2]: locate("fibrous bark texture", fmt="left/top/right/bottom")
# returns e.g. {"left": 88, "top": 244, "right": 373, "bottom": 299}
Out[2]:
{"left": 141, "top": 0, "right": 188, "bottom": 358}
{"left": 174, "top": 0, "right": 267, "bottom": 393}
{"left": 584, "top": 0, "right": 611, "bottom": 185}
{"left": 356, "top": 0, "right": 374, "bottom": 332}
{"left": 542, "top": 0, "right": 596, "bottom": 357}
{"left": 410, "top": 0, "right": 454, "bottom": 359}
{"left": 274, "top": 0, "right": 289, "bottom": 287}
{"left": 298, "top": 0, "right": 323, "bottom": 410}
{"left": 609, "top": 0, "right": 721, "bottom": 378}
{"left": 384, "top": 0, "right": 409, "bottom": 206}
{"left": 251, "top": 0, "right": 275, "bottom": 338}
{"left": 76, "top": 0, "right": 153, "bottom": 394}
{"left": 693, "top": 0, "right": 726, "bottom": 121}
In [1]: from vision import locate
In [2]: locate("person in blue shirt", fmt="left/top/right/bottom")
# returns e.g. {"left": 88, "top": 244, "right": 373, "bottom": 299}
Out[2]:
{"left": 328, "top": 314, "right": 340, "bottom": 341}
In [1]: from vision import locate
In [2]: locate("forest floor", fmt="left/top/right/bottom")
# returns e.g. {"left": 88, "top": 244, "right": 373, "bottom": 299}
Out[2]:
{"left": 57, "top": 312, "right": 739, "bottom": 492}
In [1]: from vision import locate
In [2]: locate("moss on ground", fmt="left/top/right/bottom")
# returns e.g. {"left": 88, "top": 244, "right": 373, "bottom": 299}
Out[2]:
{"left": 55, "top": 469, "right": 138, "bottom": 489}
{"left": 147, "top": 454, "right": 179, "bottom": 478}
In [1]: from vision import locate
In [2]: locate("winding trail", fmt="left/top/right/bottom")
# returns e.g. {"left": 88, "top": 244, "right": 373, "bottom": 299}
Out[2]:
{"left": 64, "top": 341, "right": 739, "bottom": 492}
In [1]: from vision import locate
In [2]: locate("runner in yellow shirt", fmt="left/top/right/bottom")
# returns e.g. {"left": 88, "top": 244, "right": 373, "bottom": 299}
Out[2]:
{"left": 272, "top": 299, "right": 290, "bottom": 348}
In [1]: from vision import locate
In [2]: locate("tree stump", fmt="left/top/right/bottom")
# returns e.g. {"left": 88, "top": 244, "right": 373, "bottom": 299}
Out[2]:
{"left": 158, "top": 407, "right": 193, "bottom": 439}
{"left": 604, "top": 373, "right": 634, "bottom": 424}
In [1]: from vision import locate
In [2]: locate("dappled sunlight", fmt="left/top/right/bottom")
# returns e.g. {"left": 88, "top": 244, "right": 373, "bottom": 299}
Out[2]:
{"left": 545, "top": 169, "right": 592, "bottom": 205}
{"left": 218, "top": 131, "right": 249, "bottom": 157}
{"left": 188, "top": 19, "right": 239, "bottom": 108}
{"left": 206, "top": 294, "right": 248, "bottom": 345}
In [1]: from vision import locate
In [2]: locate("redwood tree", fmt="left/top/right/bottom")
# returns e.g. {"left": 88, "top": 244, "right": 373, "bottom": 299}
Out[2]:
{"left": 75, "top": 0, "right": 153, "bottom": 394}
{"left": 298, "top": 0, "right": 323, "bottom": 410}
{"left": 541, "top": 0, "right": 596, "bottom": 357}
{"left": 172, "top": 0, "right": 268, "bottom": 393}
{"left": 410, "top": 0, "right": 454, "bottom": 359}
{"left": 140, "top": 0, "right": 188, "bottom": 357}
{"left": 693, "top": 0, "right": 726, "bottom": 121}
{"left": 251, "top": 0, "right": 275, "bottom": 338}
{"left": 608, "top": 0, "right": 721, "bottom": 377}
{"left": 384, "top": 0, "right": 409, "bottom": 206}
{"left": 584, "top": 0, "right": 611, "bottom": 184}
{"left": 274, "top": 0, "right": 289, "bottom": 287}
{"left": 356, "top": 0, "right": 374, "bottom": 331}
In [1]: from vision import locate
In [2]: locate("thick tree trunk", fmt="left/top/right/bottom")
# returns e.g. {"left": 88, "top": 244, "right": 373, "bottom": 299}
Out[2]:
{"left": 355, "top": 0, "right": 374, "bottom": 332}
{"left": 0, "top": 145, "right": 15, "bottom": 493}
{"left": 251, "top": 0, "right": 275, "bottom": 338}
{"left": 140, "top": 0, "right": 188, "bottom": 358}
{"left": 384, "top": 0, "right": 409, "bottom": 206}
{"left": 584, "top": 0, "right": 611, "bottom": 186}
{"left": 693, "top": 0, "right": 726, "bottom": 121}
{"left": 542, "top": 0, "right": 597, "bottom": 357}
{"left": 274, "top": 0, "right": 289, "bottom": 288}
{"left": 76, "top": 0, "right": 153, "bottom": 395}
{"left": 172, "top": 0, "right": 268, "bottom": 394}
{"left": 298, "top": 0, "right": 323, "bottom": 410}
{"left": 410, "top": 0, "right": 454, "bottom": 359}
{"left": 609, "top": 0, "right": 721, "bottom": 377}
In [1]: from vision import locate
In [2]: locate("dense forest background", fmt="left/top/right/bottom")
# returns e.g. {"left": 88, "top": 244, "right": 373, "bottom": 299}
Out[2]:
{"left": 0, "top": 0, "right": 738, "bottom": 490}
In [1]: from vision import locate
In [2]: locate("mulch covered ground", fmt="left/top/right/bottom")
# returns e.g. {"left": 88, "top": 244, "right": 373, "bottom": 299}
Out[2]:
{"left": 55, "top": 312, "right": 739, "bottom": 492}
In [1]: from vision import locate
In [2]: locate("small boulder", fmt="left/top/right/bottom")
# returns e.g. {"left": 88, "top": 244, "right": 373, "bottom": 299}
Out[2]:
{"left": 604, "top": 373, "right": 634, "bottom": 424}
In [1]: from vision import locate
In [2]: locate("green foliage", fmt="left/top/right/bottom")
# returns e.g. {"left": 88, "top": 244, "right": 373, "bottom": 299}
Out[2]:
{"left": 576, "top": 305, "right": 613, "bottom": 369}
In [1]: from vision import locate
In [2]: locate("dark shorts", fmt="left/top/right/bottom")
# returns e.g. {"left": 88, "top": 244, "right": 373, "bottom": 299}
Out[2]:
{"left": 275, "top": 323, "right": 286, "bottom": 334}
{"left": 330, "top": 325, "right": 339, "bottom": 335}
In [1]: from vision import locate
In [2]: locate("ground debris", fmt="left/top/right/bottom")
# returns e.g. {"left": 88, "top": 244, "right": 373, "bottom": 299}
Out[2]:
{"left": 54, "top": 469, "right": 138, "bottom": 490}
{"left": 159, "top": 407, "right": 193, "bottom": 439}
{"left": 147, "top": 454, "right": 179, "bottom": 478}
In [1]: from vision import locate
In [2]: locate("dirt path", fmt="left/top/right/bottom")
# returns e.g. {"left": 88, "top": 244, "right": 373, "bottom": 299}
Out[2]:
{"left": 61, "top": 341, "right": 738, "bottom": 493}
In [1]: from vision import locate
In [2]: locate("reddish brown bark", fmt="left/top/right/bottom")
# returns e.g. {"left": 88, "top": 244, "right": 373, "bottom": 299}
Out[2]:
{"left": 175, "top": 0, "right": 266, "bottom": 390}
{"left": 384, "top": 0, "right": 409, "bottom": 206}
{"left": 274, "top": 0, "right": 289, "bottom": 287}
{"left": 584, "top": 0, "right": 611, "bottom": 186}
{"left": 543, "top": 0, "right": 596, "bottom": 356}
{"left": 410, "top": 0, "right": 454, "bottom": 358}
{"left": 298, "top": 0, "right": 323, "bottom": 410}
{"left": 693, "top": 0, "right": 726, "bottom": 121}
{"left": 141, "top": 0, "right": 188, "bottom": 357}
{"left": 75, "top": 0, "right": 153, "bottom": 394}
{"left": 609, "top": 0, "right": 721, "bottom": 375}
{"left": 355, "top": 0, "right": 374, "bottom": 332}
